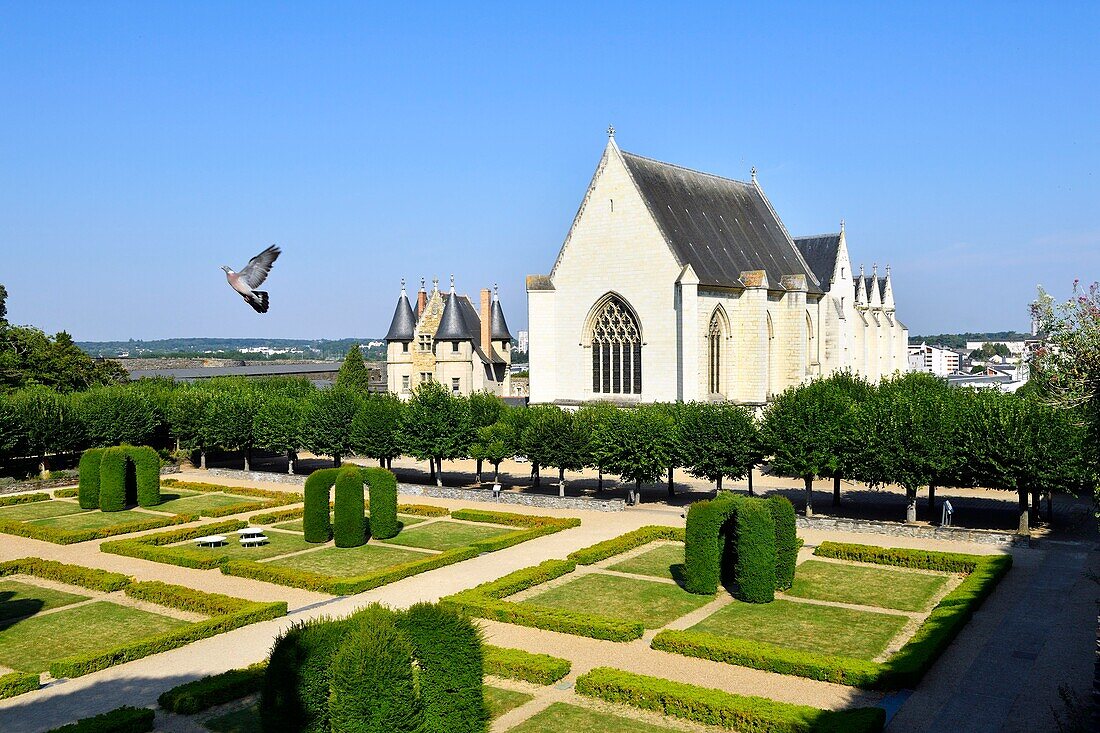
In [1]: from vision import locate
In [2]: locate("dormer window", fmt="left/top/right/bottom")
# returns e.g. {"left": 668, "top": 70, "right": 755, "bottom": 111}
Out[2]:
{"left": 418, "top": 334, "right": 433, "bottom": 352}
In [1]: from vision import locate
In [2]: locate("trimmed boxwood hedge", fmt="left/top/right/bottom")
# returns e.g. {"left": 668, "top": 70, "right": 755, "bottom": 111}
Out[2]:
{"left": 0, "top": 511, "right": 193, "bottom": 545}
{"left": 156, "top": 478, "right": 302, "bottom": 517}
{"left": 0, "top": 557, "right": 131, "bottom": 592}
{"left": 483, "top": 645, "right": 571, "bottom": 684}
{"left": 684, "top": 495, "right": 738, "bottom": 595}
{"left": 53, "top": 487, "right": 79, "bottom": 498}
{"left": 397, "top": 602, "right": 487, "bottom": 733}
{"left": 97, "top": 446, "right": 133, "bottom": 512}
{"left": 575, "top": 667, "right": 885, "bottom": 733}
{"left": 251, "top": 506, "right": 309, "bottom": 525}
{"left": 440, "top": 557, "right": 643, "bottom": 642}
{"left": 564, "top": 525, "right": 684, "bottom": 566}
{"left": 0, "top": 670, "right": 40, "bottom": 700}
{"left": 364, "top": 467, "right": 399, "bottom": 540}
{"left": 653, "top": 543, "right": 1012, "bottom": 690}
{"left": 158, "top": 663, "right": 267, "bottom": 714}
{"left": 101, "top": 520, "right": 247, "bottom": 568}
{"left": 0, "top": 492, "right": 51, "bottom": 507}
{"left": 733, "top": 497, "right": 777, "bottom": 603}
{"left": 78, "top": 448, "right": 105, "bottom": 509}
{"left": 45, "top": 706, "right": 155, "bottom": 733}
{"left": 767, "top": 495, "right": 798, "bottom": 591}
{"left": 304, "top": 468, "right": 338, "bottom": 543}
{"left": 333, "top": 466, "right": 366, "bottom": 548}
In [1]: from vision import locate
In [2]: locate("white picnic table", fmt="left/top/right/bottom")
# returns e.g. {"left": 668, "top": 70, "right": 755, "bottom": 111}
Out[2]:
{"left": 236, "top": 527, "right": 267, "bottom": 538}
{"left": 193, "top": 534, "right": 228, "bottom": 547}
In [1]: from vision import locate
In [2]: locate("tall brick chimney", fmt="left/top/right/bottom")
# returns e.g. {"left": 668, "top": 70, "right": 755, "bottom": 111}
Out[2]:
{"left": 417, "top": 278, "right": 428, "bottom": 318}
{"left": 480, "top": 288, "right": 491, "bottom": 354}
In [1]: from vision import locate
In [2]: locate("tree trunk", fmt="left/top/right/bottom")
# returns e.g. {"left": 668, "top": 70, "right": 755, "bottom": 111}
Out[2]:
{"left": 716, "top": 474, "right": 723, "bottom": 492}
{"left": 667, "top": 467, "right": 675, "bottom": 498}
{"left": 287, "top": 451, "right": 295, "bottom": 475}
{"left": 435, "top": 457, "right": 443, "bottom": 487}
{"left": 905, "top": 487, "right": 917, "bottom": 524}
{"left": 597, "top": 468, "right": 603, "bottom": 493}
{"left": 804, "top": 476, "right": 814, "bottom": 517}
{"left": 559, "top": 467, "right": 565, "bottom": 498}
{"left": 429, "top": 458, "right": 436, "bottom": 484}
{"left": 833, "top": 475, "right": 841, "bottom": 507}
{"left": 533, "top": 462, "right": 540, "bottom": 487}
{"left": 927, "top": 482, "right": 936, "bottom": 514}
{"left": 494, "top": 463, "right": 501, "bottom": 483}
{"left": 747, "top": 468, "right": 754, "bottom": 496}
{"left": 633, "top": 478, "right": 642, "bottom": 506}
{"left": 378, "top": 458, "right": 385, "bottom": 468}
{"left": 244, "top": 448, "right": 251, "bottom": 472}
{"left": 1030, "top": 489, "right": 1040, "bottom": 525}
{"left": 200, "top": 450, "right": 207, "bottom": 470}
{"left": 476, "top": 458, "right": 483, "bottom": 486}
{"left": 1017, "top": 489, "right": 1030, "bottom": 536}
{"left": 1045, "top": 490, "right": 1054, "bottom": 524}
{"left": 333, "top": 454, "right": 342, "bottom": 468}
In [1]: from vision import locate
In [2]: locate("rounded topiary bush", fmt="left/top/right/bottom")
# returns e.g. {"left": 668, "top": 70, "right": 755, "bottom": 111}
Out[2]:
{"left": 733, "top": 498, "right": 777, "bottom": 603}
{"left": 131, "top": 446, "right": 162, "bottom": 508}
{"left": 333, "top": 466, "right": 366, "bottom": 548}
{"left": 261, "top": 615, "right": 350, "bottom": 733}
{"left": 364, "top": 467, "right": 399, "bottom": 540}
{"left": 329, "top": 612, "right": 424, "bottom": 733}
{"left": 766, "top": 494, "right": 798, "bottom": 590}
{"left": 78, "top": 448, "right": 105, "bottom": 510}
{"left": 303, "top": 468, "right": 338, "bottom": 543}
{"left": 397, "top": 602, "right": 487, "bottom": 733}
{"left": 684, "top": 495, "right": 737, "bottom": 595}
{"left": 97, "top": 446, "right": 132, "bottom": 512}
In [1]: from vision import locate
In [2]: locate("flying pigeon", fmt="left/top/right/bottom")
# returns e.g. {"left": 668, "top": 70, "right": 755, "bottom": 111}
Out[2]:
{"left": 222, "top": 245, "right": 281, "bottom": 313}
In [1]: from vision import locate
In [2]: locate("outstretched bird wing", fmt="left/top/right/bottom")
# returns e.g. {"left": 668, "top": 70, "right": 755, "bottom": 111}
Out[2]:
{"left": 238, "top": 245, "right": 281, "bottom": 289}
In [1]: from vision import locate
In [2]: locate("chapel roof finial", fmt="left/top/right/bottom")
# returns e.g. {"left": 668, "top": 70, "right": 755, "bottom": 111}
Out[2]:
{"left": 840, "top": 218, "right": 845, "bottom": 233}
{"left": 886, "top": 264, "right": 891, "bottom": 277}
{"left": 419, "top": 277, "right": 426, "bottom": 291}
{"left": 449, "top": 274, "right": 455, "bottom": 294}
{"left": 860, "top": 263, "right": 865, "bottom": 278}
{"left": 432, "top": 276, "right": 439, "bottom": 292}
{"left": 751, "top": 166, "right": 757, "bottom": 183}
{"left": 607, "top": 124, "right": 615, "bottom": 139}
{"left": 872, "top": 262, "right": 878, "bottom": 277}
{"left": 493, "top": 282, "right": 499, "bottom": 301}
{"left": 400, "top": 278, "right": 406, "bottom": 296}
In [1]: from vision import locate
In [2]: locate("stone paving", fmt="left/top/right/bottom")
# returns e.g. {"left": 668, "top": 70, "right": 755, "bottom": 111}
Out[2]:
{"left": 0, "top": 471, "right": 1094, "bottom": 733}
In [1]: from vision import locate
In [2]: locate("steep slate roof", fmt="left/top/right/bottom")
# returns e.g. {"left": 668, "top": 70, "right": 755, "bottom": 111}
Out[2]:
{"left": 434, "top": 293, "right": 507, "bottom": 365}
{"left": 490, "top": 298, "right": 512, "bottom": 341}
{"left": 384, "top": 292, "right": 417, "bottom": 342}
{"left": 853, "top": 276, "right": 888, "bottom": 302}
{"left": 620, "top": 151, "right": 821, "bottom": 293}
{"left": 793, "top": 234, "right": 841, "bottom": 292}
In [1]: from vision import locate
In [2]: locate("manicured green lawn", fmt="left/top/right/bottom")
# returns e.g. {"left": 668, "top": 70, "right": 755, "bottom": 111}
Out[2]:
{"left": 505, "top": 702, "right": 678, "bottom": 733}
{"left": 205, "top": 703, "right": 261, "bottom": 733}
{"left": 0, "top": 580, "right": 89, "bottom": 623}
{"left": 786, "top": 560, "right": 951, "bottom": 612}
{"left": 169, "top": 531, "right": 316, "bottom": 561}
{"left": 268, "top": 542, "right": 428, "bottom": 577}
{"left": 380, "top": 520, "right": 513, "bottom": 551}
{"left": 0, "top": 500, "right": 86, "bottom": 522}
{"left": 26, "top": 509, "right": 166, "bottom": 530}
{"left": 153, "top": 493, "right": 254, "bottom": 515}
{"left": 523, "top": 573, "right": 710, "bottom": 628}
{"left": 0, "top": 601, "right": 189, "bottom": 672}
{"left": 272, "top": 513, "right": 425, "bottom": 533}
{"left": 485, "top": 686, "right": 534, "bottom": 719}
{"left": 607, "top": 544, "right": 686, "bottom": 583}
{"left": 689, "top": 598, "right": 908, "bottom": 659}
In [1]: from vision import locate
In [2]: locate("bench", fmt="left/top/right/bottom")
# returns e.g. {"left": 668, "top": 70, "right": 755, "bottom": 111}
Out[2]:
{"left": 239, "top": 535, "right": 269, "bottom": 547}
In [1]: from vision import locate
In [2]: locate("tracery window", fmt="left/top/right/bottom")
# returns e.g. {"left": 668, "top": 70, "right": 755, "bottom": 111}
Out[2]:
{"left": 708, "top": 311, "right": 724, "bottom": 395}
{"left": 590, "top": 296, "right": 642, "bottom": 394}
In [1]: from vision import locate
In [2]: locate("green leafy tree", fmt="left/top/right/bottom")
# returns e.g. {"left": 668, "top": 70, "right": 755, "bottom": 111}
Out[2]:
{"left": 599, "top": 405, "right": 675, "bottom": 505}
{"left": 574, "top": 402, "right": 617, "bottom": 491}
{"left": 522, "top": 406, "right": 588, "bottom": 495}
{"left": 203, "top": 385, "right": 262, "bottom": 470}
{"left": 502, "top": 405, "right": 538, "bottom": 485}
{"left": 253, "top": 394, "right": 304, "bottom": 474}
{"left": 467, "top": 392, "right": 505, "bottom": 482}
{"left": 678, "top": 402, "right": 761, "bottom": 491}
{"left": 168, "top": 386, "right": 213, "bottom": 468}
{"left": 0, "top": 397, "right": 21, "bottom": 470}
{"left": 398, "top": 381, "right": 469, "bottom": 486}
{"left": 301, "top": 386, "right": 361, "bottom": 467}
{"left": 10, "top": 387, "right": 82, "bottom": 477}
{"left": 655, "top": 402, "right": 689, "bottom": 497}
{"left": 469, "top": 421, "right": 515, "bottom": 484}
{"left": 0, "top": 283, "right": 7, "bottom": 323}
{"left": 76, "top": 385, "right": 159, "bottom": 448}
{"left": 0, "top": 325, "right": 126, "bottom": 393}
{"left": 350, "top": 393, "right": 405, "bottom": 469}
{"left": 336, "top": 344, "right": 371, "bottom": 391}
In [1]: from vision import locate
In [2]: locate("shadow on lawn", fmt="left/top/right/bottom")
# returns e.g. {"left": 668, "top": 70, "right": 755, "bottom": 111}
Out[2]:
{"left": 0, "top": 592, "right": 45, "bottom": 630}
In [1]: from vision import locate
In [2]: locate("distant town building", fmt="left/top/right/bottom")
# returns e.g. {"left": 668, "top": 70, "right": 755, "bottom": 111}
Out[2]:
{"left": 516, "top": 330, "right": 529, "bottom": 352}
{"left": 963, "top": 339, "right": 1041, "bottom": 357}
{"left": 526, "top": 133, "right": 908, "bottom": 406}
{"left": 907, "top": 342, "right": 961, "bottom": 376}
{"left": 384, "top": 277, "right": 512, "bottom": 398}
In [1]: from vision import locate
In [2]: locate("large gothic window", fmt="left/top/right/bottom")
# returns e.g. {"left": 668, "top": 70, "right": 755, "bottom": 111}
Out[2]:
{"left": 708, "top": 310, "right": 725, "bottom": 396}
{"left": 590, "top": 296, "right": 642, "bottom": 395}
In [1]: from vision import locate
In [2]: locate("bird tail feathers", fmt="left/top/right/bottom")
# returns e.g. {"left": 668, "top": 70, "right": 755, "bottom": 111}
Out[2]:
{"left": 247, "top": 291, "right": 270, "bottom": 314}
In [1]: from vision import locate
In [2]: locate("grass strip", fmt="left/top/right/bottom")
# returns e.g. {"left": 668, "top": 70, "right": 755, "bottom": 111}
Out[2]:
{"left": 0, "top": 512, "right": 194, "bottom": 545}
{"left": 575, "top": 667, "right": 884, "bottom": 733}
{"left": 100, "top": 520, "right": 248, "bottom": 569}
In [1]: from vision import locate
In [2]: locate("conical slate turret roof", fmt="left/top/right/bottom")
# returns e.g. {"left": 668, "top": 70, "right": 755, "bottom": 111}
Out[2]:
{"left": 384, "top": 285, "right": 416, "bottom": 342}
{"left": 435, "top": 288, "right": 470, "bottom": 341}
{"left": 490, "top": 289, "right": 511, "bottom": 341}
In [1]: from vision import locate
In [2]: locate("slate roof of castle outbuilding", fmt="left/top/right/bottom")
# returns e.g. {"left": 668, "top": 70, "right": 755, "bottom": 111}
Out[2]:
{"left": 793, "top": 233, "right": 841, "bottom": 292}
{"left": 620, "top": 151, "right": 822, "bottom": 293}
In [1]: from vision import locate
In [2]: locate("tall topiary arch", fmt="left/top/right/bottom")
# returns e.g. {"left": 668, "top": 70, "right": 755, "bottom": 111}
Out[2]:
{"left": 766, "top": 495, "right": 798, "bottom": 591}
{"left": 732, "top": 498, "right": 777, "bottom": 603}
{"left": 78, "top": 448, "right": 105, "bottom": 509}
{"left": 303, "top": 468, "right": 339, "bottom": 543}
{"left": 364, "top": 467, "right": 398, "bottom": 540}
{"left": 684, "top": 494, "right": 738, "bottom": 595}
{"left": 93, "top": 445, "right": 161, "bottom": 512}
{"left": 333, "top": 466, "right": 366, "bottom": 548}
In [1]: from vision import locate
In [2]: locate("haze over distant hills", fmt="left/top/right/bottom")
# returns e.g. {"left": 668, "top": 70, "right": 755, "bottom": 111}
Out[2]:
{"left": 76, "top": 337, "right": 387, "bottom": 361}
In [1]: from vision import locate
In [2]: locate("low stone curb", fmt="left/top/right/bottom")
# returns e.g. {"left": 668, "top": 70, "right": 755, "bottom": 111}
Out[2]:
{"left": 796, "top": 515, "right": 1026, "bottom": 547}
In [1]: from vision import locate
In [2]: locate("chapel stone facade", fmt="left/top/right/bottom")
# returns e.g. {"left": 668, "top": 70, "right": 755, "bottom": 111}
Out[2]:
{"left": 526, "top": 133, "right": 908, "bottom": 406}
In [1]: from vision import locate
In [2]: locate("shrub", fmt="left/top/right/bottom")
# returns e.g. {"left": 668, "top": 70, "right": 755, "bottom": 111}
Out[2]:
{"left": 396, "top": 503, "right": 450, "bottom": 517}
{"left": 97, "top": 446, "right": 132, "bottom": 511}
{"left": 0, "top": 492, "right": 50, "bottom": 507}
{"left": 575, "top": 667, "right": 885, "bottom": 733}
{"left": 813, "top": 541, "right": 984, "bottom": 573}
{"left": 303, "top": 468, "right": 337, "bottom": 543}
{"left": 251, "top": 506, "right": 305, "bottom": 525}
{"left": 329, "top": 611, "right": 424, "bottom": 733}
{"left": 100, "top": 520, "right": 247, "bottom": 569}
{"left": 767, "top": 495, "right": 798, "bottom": 590}
{"left": 483, "top": 645, "right": 570, "bottom": 684}
{"left": 0, "top": 557, "right": 131, "bottom": 592}
{"left": 262, "top": 616, "right": 353, "bottom": 733}
{"left": 78, "top": 448, "right": 104, "bottom": 509}
{"left": 158, "top": 664, "right": 266, "bottom": 714}
{"left": 130, "top": 446, "right": 161, "bottom": 507}
{"left": 397, "top": 603, "right": 486, "bottom": 733}
{"left": 733, "top": 497, "right": 776, "bottom": 603}
{"left": 565, "top": 525, "right": 685, "bottom": 565}
{"left": 0, "top": 670, "right": 40, "bottom": 700}
{"left": 54, "top": 487, "right": 79, "bottom": 498}
{"left": 684, "top": 495, "right": 737, "bottom": 595}
{"left": 0, "top": 513, "right": 192, "bottom": 545}
{"left": 45, "top": 706, "right": 155, "bottom": 733}
{"left": 364, "top": 467, "right": 399, "bottom": 540}
{"left": 333, "top": 466, "right": 366, "bottom": 547}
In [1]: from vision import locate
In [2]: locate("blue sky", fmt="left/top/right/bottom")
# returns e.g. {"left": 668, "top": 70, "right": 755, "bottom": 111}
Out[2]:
{"left": 1, "top": 2, "right": 1097, "bottom": 340}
